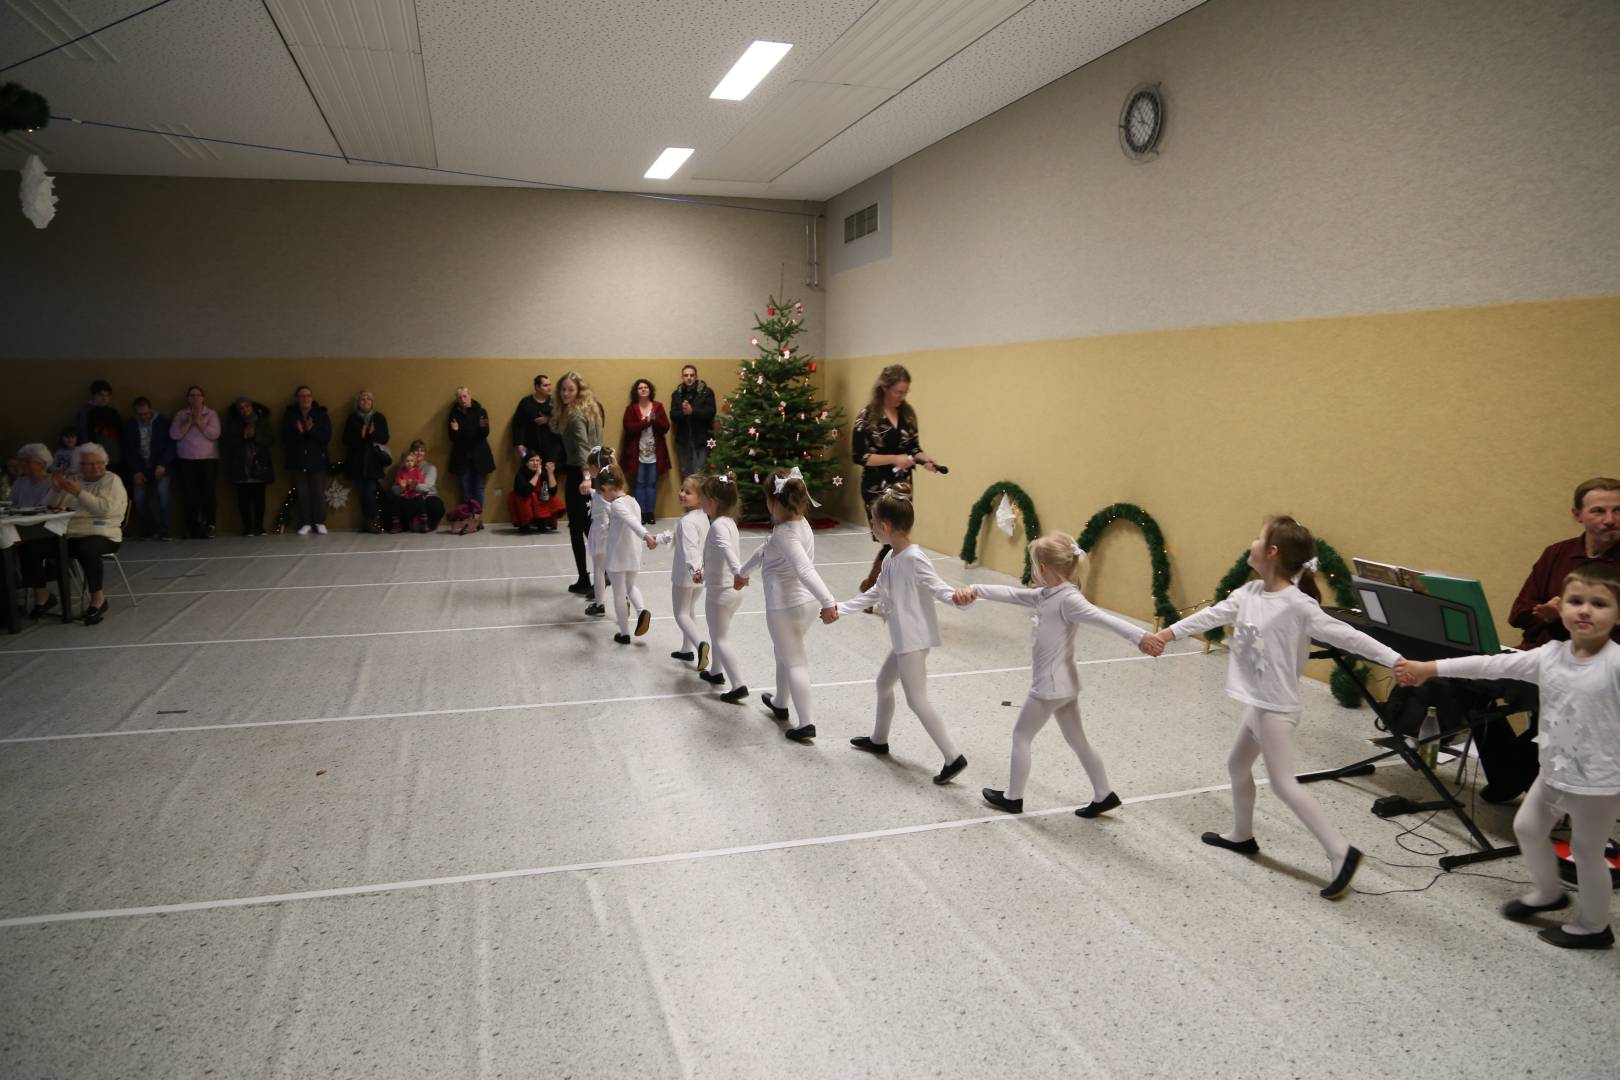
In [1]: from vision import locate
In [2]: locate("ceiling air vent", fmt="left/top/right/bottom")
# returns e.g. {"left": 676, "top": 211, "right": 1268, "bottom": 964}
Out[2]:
{"left": 844, "top": 203, "right": 879, "bottom": 243}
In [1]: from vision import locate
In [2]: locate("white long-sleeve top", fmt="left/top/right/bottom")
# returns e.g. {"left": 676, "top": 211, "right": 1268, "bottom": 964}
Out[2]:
{"left": 1168, "top": 581, "right": 1401, "bottom": 714}
{"left": 973, "top": 582, "right": 1147, "bottom": 699}
{"left": 603, "top": 495, "right": 651, "bottom": 573}
{"left": 1437, "top": 641, "right": 1620, "bottom": 796}
{"left": 669, "top": 508, "right": 709, "bottom": 587}
{"left": 738, "top": 517, "right": 834, "bottom": 611}
{"left": 589, "top": 489, "right": 609, "bottom": 554}
{"left": 702, "top": 515, "right": 744, "bottom": 593}
{"left": 837, "top": 545, "right": 957, "bottom": 655}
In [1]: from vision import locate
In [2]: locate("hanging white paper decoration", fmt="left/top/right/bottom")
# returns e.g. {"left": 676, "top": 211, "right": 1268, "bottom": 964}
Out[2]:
{"left": 19, "top": 155, "right": 56, "bottom": 229}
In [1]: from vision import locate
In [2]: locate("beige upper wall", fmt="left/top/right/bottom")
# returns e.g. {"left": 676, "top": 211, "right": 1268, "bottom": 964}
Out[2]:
{"left": 825, "top": 0, "right": 1620, "bottom": 356}
{"left": 1, "top": 176, "right": 825, "bottom": 361}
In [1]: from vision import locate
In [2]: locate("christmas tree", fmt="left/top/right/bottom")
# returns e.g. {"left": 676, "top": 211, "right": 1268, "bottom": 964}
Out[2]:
{"left": 707, "top": 296, "right": 846, "bottom": 519}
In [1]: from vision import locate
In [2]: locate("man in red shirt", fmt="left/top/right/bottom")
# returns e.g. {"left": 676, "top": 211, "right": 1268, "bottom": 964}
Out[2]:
{"left": 1509, "top": 477, "right": 1620, "bottom": 648}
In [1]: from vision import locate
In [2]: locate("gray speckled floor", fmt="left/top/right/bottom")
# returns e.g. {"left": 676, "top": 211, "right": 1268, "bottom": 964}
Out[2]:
{"left": 2, "top": 525, "right": 1616, "bottom": 1078}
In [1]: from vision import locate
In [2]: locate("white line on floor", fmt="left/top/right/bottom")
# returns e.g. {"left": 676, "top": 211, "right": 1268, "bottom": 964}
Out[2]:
{"left": 126, "top": 560, "right": 878, "bottom": 598}
{"left": 0, "top": 772, "right": 1253, "bottom": 929}
{"left": 0, "top": 652, "right": 1195, "bottom": 744}
{"left": 113, "top": 527, "right": 876, "bottom": 565}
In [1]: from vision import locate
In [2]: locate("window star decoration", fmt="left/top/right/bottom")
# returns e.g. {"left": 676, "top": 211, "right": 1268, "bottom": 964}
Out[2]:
{"left": 832, "top": 476, "right": 843, "bottom": 486}
{"left": 19, "top": 154, "right": 55, "bottom": 229}
{"left": 705, "top": 438, "right": 717, "bottom": 449}
{"left": 324, "top": 478, "right": 352, "bottom": 510}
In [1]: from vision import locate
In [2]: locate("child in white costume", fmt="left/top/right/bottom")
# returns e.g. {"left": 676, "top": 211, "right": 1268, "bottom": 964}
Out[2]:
{"left": 959, "top": 533, "right": 1161, "bottom": 814}
{"left": 583, "top": 446, "right": 615, "bottom": 618}
{"left": 836, "top": 484, "right": 969, "bottom": 784}
{"left": 735, "top": 467, "right": 837, "bottom": 742}
{"left": 1398, "top": 563, "right": 1620, "bottom": 949}
{"left": 598, "top": 464, "right": 658, "bottom": 644}
{"left": 667, "top": 475, "right": 711, "bottom": 669}
{"left": 696, "top": 473, "right": 749, "bottom": 702}
{"left": 1154, "top": 516, "right": 1402, "bottom": 900}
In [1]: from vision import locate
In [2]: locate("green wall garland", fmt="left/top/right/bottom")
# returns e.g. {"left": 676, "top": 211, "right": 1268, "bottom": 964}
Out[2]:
{"left": 959, "top": 481, "right": 1042, "bottom": 583}
{"left": 1075, "top": 503, "right": 1182, "bottom": 630}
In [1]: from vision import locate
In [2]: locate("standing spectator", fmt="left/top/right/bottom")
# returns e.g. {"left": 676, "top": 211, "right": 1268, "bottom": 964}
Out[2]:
{"left": 670, "top": 364, "right": 717, "bottom": 478}
{"left": 550, "top": 371, "right": 604, "bottom": 593}
{"left": 619, "top": 378, "right": 671, "bottom": 526}
{"left": 75, "top": 379, "right": 123, "bottom": 474}
{"left": 448, "top": 386, "right": 494, "bottom": 511}
{"left": 221, "top": 397, "right": 275, "bottom": 536}
{"left": 122, "top": 396, "right": 176, "bottom": 540}
{"left": 20, "top": 443, "right": 127, "bottom": 625}
{"left": 511, "top": 374, "right": 562, "bottom": 466}
{"left": 386, "top": 440, "right": 445, "bottom": 532}
{"left": 281, "top": 385, "right": 332, "bottom": 536}
{"left": 342, "top": 391, "right": 391, "bottom": 533}
{"left": 169, "top": 385, "right": 222, "bottom": 539}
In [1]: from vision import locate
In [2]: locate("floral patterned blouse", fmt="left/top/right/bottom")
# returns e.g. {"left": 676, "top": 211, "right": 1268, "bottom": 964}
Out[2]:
{"left": 852, "top": 406, "right": 924, "bottom": 515}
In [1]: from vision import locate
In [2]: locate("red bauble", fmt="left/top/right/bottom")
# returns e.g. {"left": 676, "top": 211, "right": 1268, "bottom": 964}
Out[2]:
{"left": 766, "top": 307, "right": 776, "bottom": 317}
{"left": 721, "top": 403, "right": 730, "bottom": 413}
{"left": 808, "top": 362, "right": 817, "bottom": 373}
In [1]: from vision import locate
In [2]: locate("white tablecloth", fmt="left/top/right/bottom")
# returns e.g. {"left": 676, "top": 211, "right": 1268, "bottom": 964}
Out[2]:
{"left": 0, "top": 510, "right": 76, "bottom": 548}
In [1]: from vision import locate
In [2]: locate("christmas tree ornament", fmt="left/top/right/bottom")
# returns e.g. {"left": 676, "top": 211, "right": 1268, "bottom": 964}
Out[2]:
{"left": 808, "top": 362, "right": 817, "bottom": 373}
{"left": 766, "top": 307, "right": 775, "bottom": 317}
{"left": 750, "top": 337, "right": 758, "bottom": 347}
{"left": 706, "top": 438, "right": 717, "bottom": 449}
{"left": 756, "top": 374, "right": 764, "bottom": 384}
{"left": 832, "top": 476, "right": 843, "bottom": 487}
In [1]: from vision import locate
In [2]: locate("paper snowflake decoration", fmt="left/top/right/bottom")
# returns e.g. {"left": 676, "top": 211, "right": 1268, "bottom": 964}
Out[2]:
{"left": 831, "top": 476, "right": 844, "bottom": 487}
{"left": 705, "top": 438, "right": 716, "bottom": 449}
{"left": 324, "top": 479, "right": 351, "bottom": 510}
{"left": 830, "top": 429, "right": 838, "bottom": 437}
{"left": 747, "top": 426, "right": 757, "bottom": 437}
{"left": 20, "top": 155, "right": 56, "bottom": 229}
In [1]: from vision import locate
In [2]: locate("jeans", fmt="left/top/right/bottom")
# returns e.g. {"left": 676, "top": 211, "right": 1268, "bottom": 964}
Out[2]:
{"left": 131, "top": 473, "right": 172, "bottom": 537}
{"left": 457, "top": 466, "right": 485, "bottom": 510}
{"left": 635, "top": 462, "right": 658, "bottom": 519}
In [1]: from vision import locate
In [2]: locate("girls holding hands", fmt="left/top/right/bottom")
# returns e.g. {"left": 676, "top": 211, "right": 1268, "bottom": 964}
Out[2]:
{"left": 835, "top": 484, "right": 969, "bottom": 783}
{"left": 1397, "top": 564, "right": 1620, "bottom": 948}
{"left": 735, "top": 467, "right": 838, "bottom": 742}
{"left": 667, "top": 475, "right": 711, "bottom": 669}
{"left": 957, "top": 533, "right": 1162, "bottom": 814}
{"left": 1152, "top": 516, "right": 1401, "bottom": 899}
{"left": 598, "top": 464, "right": 659, "bottom": 644}
{"left": 696, "top": 474, "right": 750, "bottom": 701}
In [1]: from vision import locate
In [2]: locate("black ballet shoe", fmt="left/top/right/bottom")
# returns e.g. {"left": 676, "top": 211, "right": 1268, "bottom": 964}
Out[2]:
{"left": 634, "top": 609, "right": 652, "bottom": 636}
{"left": 613, "top": 632, "right": 632, "bottom": 644}
{"left": 1502, "top": 894, "right": 1571, "bottom": 922}
{"left": 933, "top": 755, "right": 968, "bottom": 785}
{"left": 760, "top": 693, "right": 789, "bottom": 720}
{"left": 584, "top": 603, "right": 605, "bottom": 617}
{"left": 1537, "top": 925, "right": 1614, "bottom": 950}
{"left": 1074, "top": 791, "right": 1122, "bottom": 819}
{"left": 567, "top": 579, "right": 592, "bottom": 595}
{"left": 671, "top": 650, "right": 695, "bottom": 661}
{"left": 1319, "top": 846, "right": 1363, "bottom": 899}
{"left": 982, "top": 788, "right": 1023, "bottom": 814}
{"left": 784, "top": 724, "right": 816, "bottom": 743}
{"left": 697, "top": 642, "right": 710, "bottom": 671}
{"left": 1201, "top": 832, "right": 1260, "bottom": 855}
{"left": 849, "top": 736, "right": 889, "bottom": 755}
{"left": 719, "top": 685, "right": 749, "bottom": 703}
{"left": 699, "top": 670, "right": 726, "bottom": 684}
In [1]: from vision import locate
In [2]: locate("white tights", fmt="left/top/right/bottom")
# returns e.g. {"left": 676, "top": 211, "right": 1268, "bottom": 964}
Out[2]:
{"left": 704, "top": 588, "right": 745, "bottom": 686}
{"left": 1006, "top": 693, "right": 1109, "bottom": 802}
{"left": 671, "top": 584, "right": 703, "bottom": 653}
{"left": 591, "top": 545, "right": 607, "bottom": 605}
{"left": 765, "top": 601, "right": 818, "bottom": 725}
{"left": 609, "top": 570, "right": 644, "bottom": 635}
{"left": 1226, "top": 707, "right": 1349, "bottom": 870}
{"left": 1514, "top": 779, "right": 1620, "bottom": 934}
{"left": 873, "top": 650, "right": 960, "bottom": 764}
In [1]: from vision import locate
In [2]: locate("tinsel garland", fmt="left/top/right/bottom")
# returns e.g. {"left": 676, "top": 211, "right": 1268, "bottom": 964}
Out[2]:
{"left": 959, "top": 481, "right": 1042, "bottom": 583}
{"left": 1201, "top": 538, "right": 1368, "bottom": 708}
{"left": 1075, "top": 503, "right": 1181, "bottom": 629}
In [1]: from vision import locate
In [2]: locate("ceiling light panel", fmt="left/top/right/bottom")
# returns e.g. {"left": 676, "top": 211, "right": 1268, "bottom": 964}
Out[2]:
{"left": 263, "top": 0, "right": 438, "bottom": 166}
{"left": 692, "top": 0, "right": 1029, "bottom": 183}
{"left": 645, "top": 147, "right": 695, "bottom": 180}
{"left": 710, "top": 40, "right": 793, "bottom": 100}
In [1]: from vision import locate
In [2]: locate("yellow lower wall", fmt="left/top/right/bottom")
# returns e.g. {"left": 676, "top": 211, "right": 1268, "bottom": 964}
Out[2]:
{"left": 2, "top": 358, "right": 752, "bottom": 530}
{"left": 822, "top": 295, "right": 1620, "bottom": 650}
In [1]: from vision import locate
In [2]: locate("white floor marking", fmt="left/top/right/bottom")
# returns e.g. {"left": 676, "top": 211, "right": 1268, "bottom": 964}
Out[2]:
{"left": 0, "top": 772, "right": 1256, "bottom": 929}
{"left": 0, "top": 652, "right": 1194, "bottom": 744}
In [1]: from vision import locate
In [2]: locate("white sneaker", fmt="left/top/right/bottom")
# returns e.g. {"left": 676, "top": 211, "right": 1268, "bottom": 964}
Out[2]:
{"left": 297, "top": 525, "right": 312, "bottom": 536}
{"left": 314, "top": 524, "right": 328, "bottom": 535}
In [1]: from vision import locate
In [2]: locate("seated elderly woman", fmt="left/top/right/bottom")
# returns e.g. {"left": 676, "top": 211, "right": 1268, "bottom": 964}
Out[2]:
{"left": 19, "top": 442, "right": 129, "bottom": 625}
{"left": 10, "top": 443, "right": 55, "bottom": 508}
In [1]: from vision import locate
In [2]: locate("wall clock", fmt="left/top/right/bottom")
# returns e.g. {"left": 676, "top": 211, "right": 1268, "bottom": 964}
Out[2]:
{"left": 1119, "top": 84, "right": 1164, "bottom": 161}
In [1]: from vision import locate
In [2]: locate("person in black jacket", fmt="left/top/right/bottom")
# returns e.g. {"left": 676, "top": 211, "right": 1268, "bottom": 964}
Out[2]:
{"left": 342, "top": 390, "right": 391, "bottom": 533}
{"left": 222, "top": 397, "right": 275, "bottom": 536}
{"left": 448, "top": 385, "right": 495, "bottom": 511}
{"left": 670, "top": 365, "right": 717, "bottom": 478}
{"left": 121, "top": 396, "right": 176, "bottom": 539}
{"left": 281, "top": 385, "right": 332, "bottom": 535}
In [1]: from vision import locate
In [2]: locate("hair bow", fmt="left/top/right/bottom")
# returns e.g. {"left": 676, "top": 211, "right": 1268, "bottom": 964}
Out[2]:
{"left": 1071, "top": 541, "right": 1086, "bottom": 558}
{"left": 881, "top": 485, "right": 911, "bottom": 501}
{"left": 773, "top": 466, "right": 822, "bottom": 507}
{"left": 713, "top": 473, "right": 734, "bottom": 485}
{"left": 1303, "top": 556, "right": 1320, "bottom": 572}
